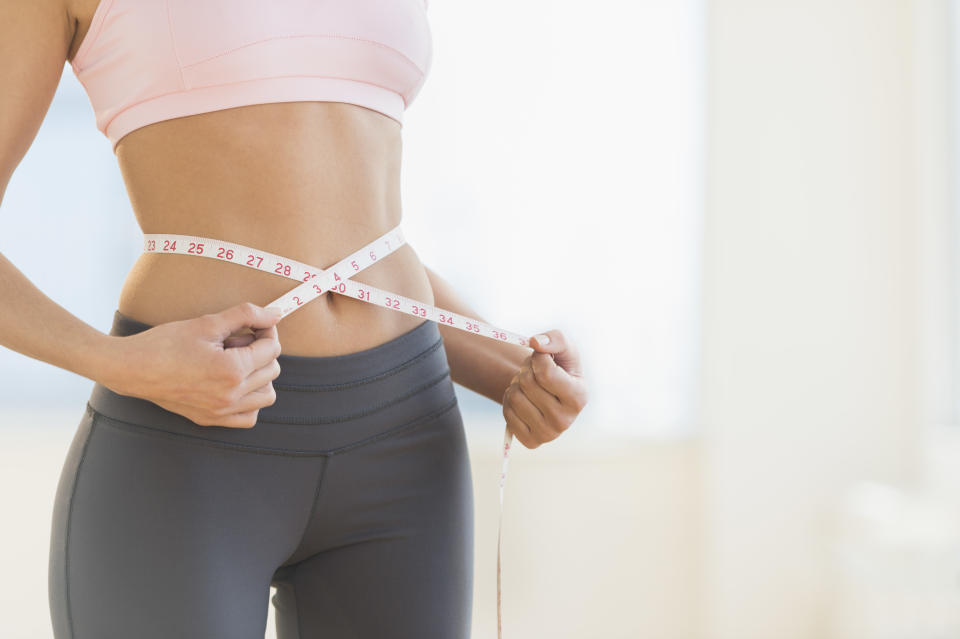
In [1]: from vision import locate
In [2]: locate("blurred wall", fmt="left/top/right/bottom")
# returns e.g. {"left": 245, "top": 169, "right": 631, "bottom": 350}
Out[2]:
{"left": 700, "top": 0, "right": 951, "bottom": 637}
{"left": 464, "top": 427, "right": 702, "bottom": 639}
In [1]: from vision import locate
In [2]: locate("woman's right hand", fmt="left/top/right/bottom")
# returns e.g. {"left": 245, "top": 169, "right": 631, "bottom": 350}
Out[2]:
{"left": 102, "top": 302, "right": 284, "bottom": 428}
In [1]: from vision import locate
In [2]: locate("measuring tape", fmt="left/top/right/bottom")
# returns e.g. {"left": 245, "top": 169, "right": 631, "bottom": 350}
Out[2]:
{"left": 144, "top": 223, "right": 523, "bottom": 637}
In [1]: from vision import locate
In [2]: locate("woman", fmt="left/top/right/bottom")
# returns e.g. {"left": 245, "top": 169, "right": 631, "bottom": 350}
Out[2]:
{"left": 1, "top": 0, "right": 588, "bottom": 637}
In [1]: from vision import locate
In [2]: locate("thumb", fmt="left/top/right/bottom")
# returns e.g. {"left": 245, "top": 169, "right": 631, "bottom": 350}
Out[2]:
{"left": 211, "top": 302, "right": 283, "bottom": 340}
{"left": 529, "top": 329, "right": 583, "bottom": 377}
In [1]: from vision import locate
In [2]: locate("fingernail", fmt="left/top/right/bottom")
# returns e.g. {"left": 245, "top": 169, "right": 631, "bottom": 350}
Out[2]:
{"left": 267, "top": 307, "right": 283, "bottom": 317}
{"left": 534, "top": 333, "right": 550, "bottom": 345}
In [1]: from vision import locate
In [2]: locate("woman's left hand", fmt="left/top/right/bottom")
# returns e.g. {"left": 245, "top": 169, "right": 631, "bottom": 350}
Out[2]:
{"left": 502, "top": 329, "right": 588, "bottom": 449}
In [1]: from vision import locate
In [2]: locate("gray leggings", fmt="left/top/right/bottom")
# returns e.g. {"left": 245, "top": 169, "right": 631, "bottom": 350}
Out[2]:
{"left": 48, "top": 311, "right": 474, "bottom": 638}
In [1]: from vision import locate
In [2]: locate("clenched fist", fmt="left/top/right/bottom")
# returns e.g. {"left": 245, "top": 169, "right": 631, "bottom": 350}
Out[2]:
{"left": 502, "top": 329, "right": 588, "bottom": 449}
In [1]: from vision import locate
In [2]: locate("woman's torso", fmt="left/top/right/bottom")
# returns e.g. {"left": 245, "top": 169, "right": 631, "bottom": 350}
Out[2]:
{"left": 66, "top": 0, "right": 435, "bottom": 357}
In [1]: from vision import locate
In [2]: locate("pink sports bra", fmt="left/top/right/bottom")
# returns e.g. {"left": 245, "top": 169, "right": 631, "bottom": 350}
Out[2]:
{"left": 70, "top": 0, "right": 433, "bottom": 152}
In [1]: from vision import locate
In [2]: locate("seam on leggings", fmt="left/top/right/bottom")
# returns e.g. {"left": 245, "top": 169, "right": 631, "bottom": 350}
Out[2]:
{"left": 260, "top": 368, "right": 451, "bottom": 424}
{"left": 293, "top": 463, "right": 327, "bottom": 639}
{"left": 324, "top": 393, "right": 459, "bottom": 455}
{"left": 278, "top": 454, "right": 326, "bottom": 639}
{"left": 85, "top": 395, "right": 459, "bottom": 457}
{"left": 64, "top": 412, "right": 99, "bottom": 639}
{"left": 273, "top": 336, "right": 444, "bottom": 392}
{"left": 294, "top": 583, "right": 303, "bottom": 639}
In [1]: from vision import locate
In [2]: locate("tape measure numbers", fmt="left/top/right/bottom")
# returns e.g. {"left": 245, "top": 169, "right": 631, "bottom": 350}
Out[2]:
{"left": 144, "top": 223, "right": 523, "bottom": 638}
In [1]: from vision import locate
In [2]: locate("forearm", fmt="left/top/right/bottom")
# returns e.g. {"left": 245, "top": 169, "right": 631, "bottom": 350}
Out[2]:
{"left": 0, "top": 251, "right": 121, "bottom": 386}
{"left": 424, "top": 264, "right": 531, "bottom": 404}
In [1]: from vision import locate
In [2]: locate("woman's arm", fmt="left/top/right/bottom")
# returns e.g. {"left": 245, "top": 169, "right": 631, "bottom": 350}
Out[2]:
{"left": 0, "top": 0, "right": 283, "bottom": 428}
{"left": 0, "top": 252, "right": 128, "bottom": 386}
{"left": 423, "top": 264, "right": 531, "bottom": 404}
{"left": 424, "top": 264, "right": 589, "bottom": 449}
{"left": 0, "top": 0, "right": 119, "bottom": 385}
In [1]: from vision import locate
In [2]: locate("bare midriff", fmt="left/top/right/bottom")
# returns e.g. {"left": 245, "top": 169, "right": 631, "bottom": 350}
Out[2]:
{"left": 111, "top": 101, "right": 434, "bottom": 357}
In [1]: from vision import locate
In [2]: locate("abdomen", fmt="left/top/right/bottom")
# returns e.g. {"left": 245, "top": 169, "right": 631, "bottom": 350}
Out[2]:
{"left": 112, "top": 101, "right": 436, "bottom": 356}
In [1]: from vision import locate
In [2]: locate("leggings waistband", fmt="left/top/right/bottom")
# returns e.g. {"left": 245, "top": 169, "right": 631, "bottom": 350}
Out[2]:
{"left": 87, "top": 311, "right": 459, "bottom": 455}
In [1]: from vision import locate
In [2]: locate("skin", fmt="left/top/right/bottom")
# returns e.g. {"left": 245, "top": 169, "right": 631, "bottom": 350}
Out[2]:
{"left": 0, "top": 0, "right": 587, "bottom": 446}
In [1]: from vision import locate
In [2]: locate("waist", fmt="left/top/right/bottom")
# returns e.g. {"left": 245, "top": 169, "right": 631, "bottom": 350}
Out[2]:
{"left": 117, "top": 225, "right": 436, "bottom": 356}
{"left": 88, "top": 311, "right": 458, "bottom": 454}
